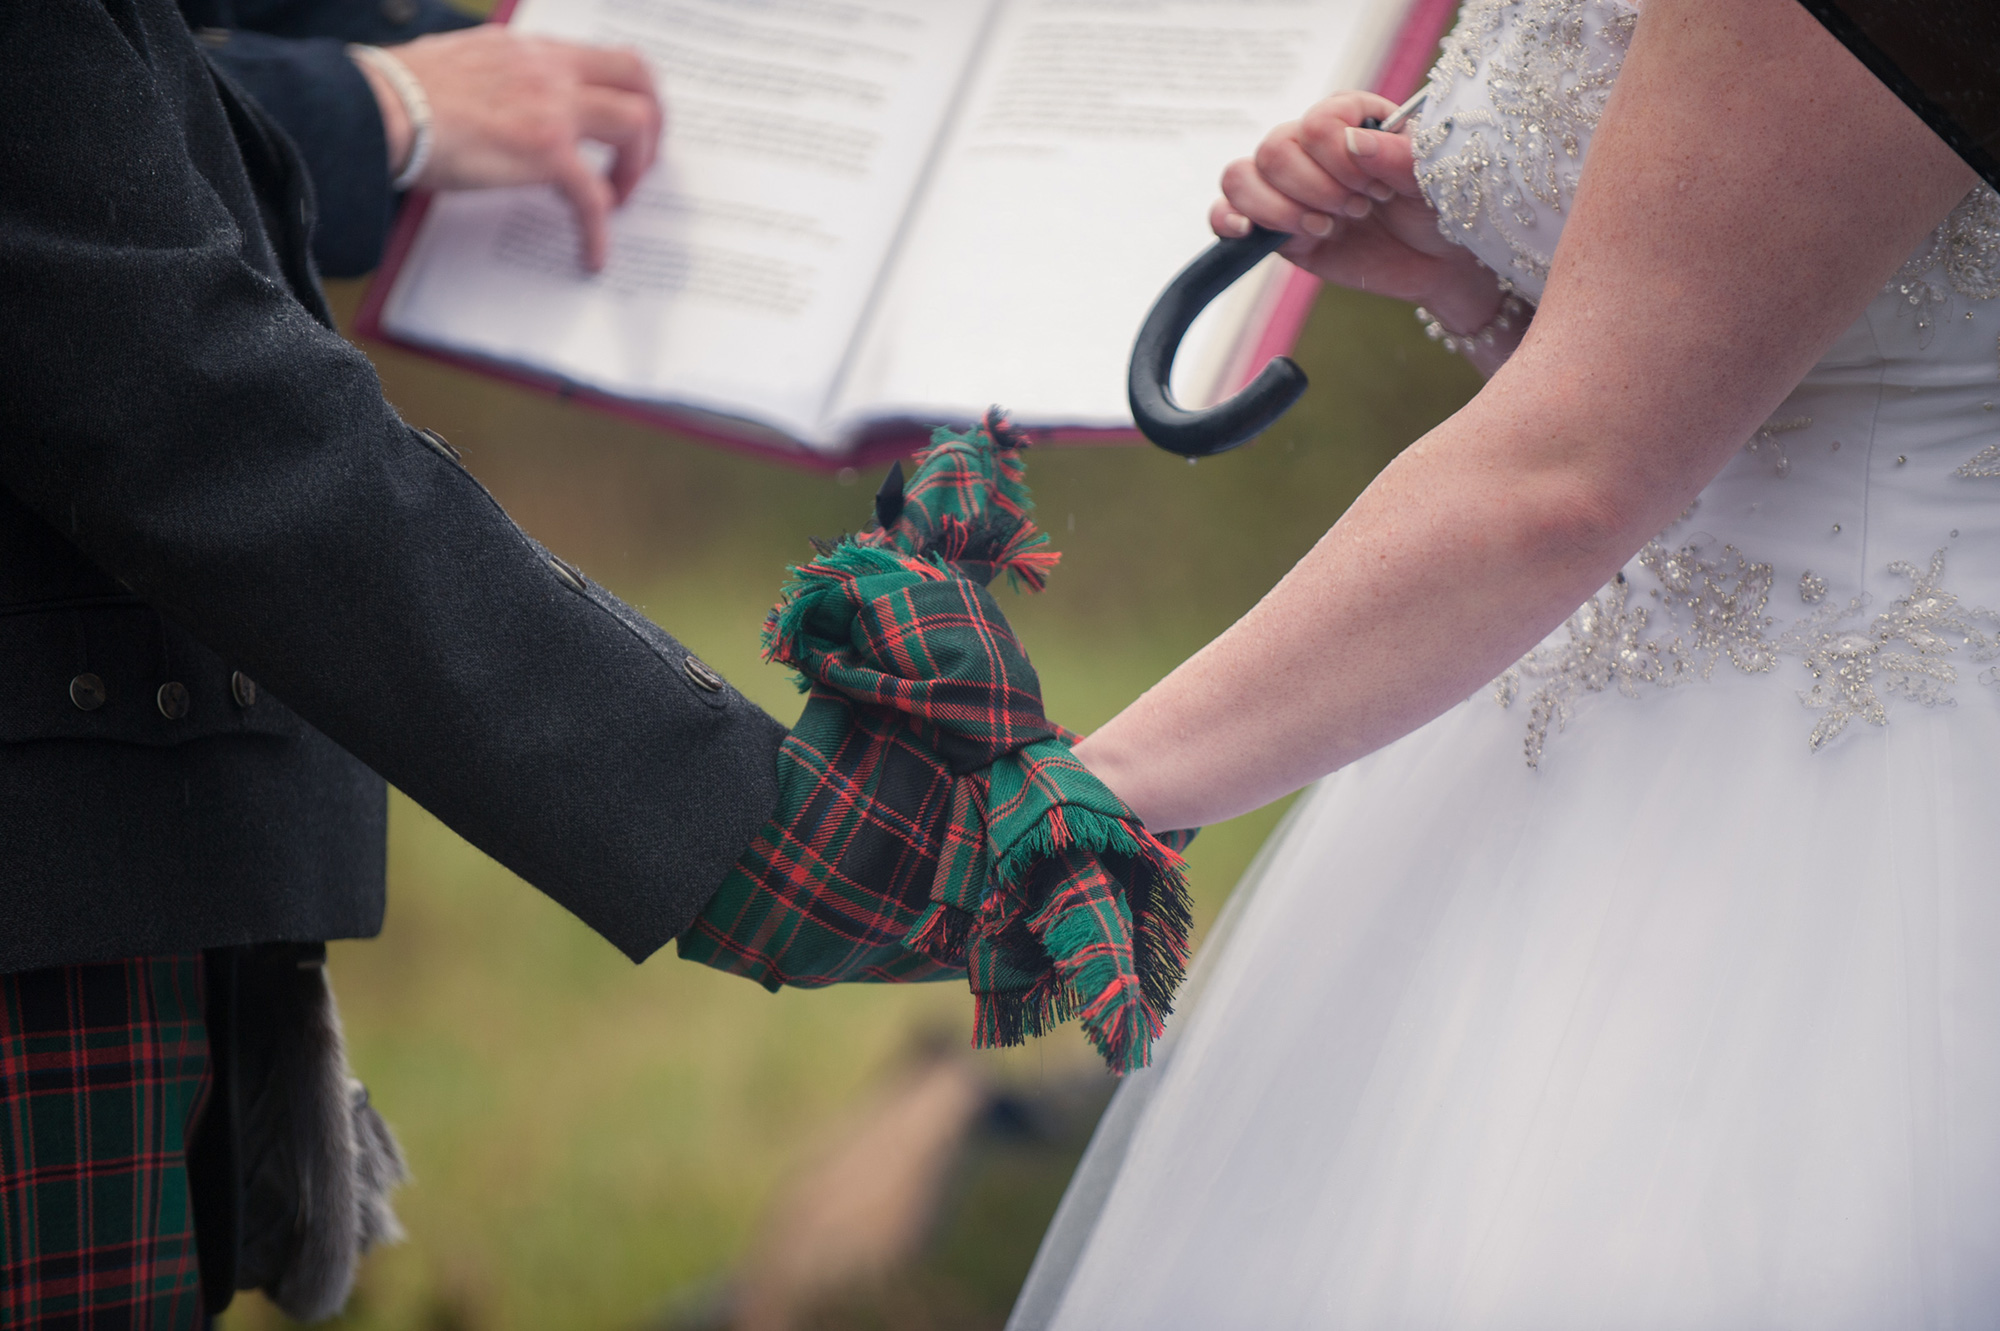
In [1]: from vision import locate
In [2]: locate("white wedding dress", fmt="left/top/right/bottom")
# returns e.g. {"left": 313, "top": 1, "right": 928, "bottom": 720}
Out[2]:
{"left": 1009, "top": 2, "right": 2000, "bottom": 1327}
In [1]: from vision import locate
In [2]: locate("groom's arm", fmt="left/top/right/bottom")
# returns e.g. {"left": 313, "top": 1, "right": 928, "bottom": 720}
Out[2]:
{"left": 0, "top": 0, "right": 783, "bottom": 961}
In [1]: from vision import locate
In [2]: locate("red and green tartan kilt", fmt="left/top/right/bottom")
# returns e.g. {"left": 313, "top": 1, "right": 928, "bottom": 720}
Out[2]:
{"left": 0, "top": 956, "right": 209, "bottom": 1329}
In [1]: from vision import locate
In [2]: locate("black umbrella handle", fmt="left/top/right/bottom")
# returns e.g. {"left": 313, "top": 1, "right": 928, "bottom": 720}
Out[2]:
{"left": 1129, "top": 109, "right": 1420, "bottom": 458}
{"left": 1127, "top": 224, "right": 1307, "bottom": 458}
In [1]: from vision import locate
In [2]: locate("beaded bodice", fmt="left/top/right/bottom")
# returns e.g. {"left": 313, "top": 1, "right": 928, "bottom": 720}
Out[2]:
{"left": 1411, "top": 0, "right": 2000, "bottom": 767}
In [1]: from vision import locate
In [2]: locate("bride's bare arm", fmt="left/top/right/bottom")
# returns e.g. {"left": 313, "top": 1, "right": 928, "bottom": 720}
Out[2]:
{"left": 1076, "top": 0, "right": 1977, "bottom": 832}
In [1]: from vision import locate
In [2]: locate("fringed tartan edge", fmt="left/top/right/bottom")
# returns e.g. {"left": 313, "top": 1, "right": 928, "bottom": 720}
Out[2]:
{"left": 881, "top": 412, "right": 1059, "bottom": 594}
{"left": 964, "top": 807, "right": 1184, "bottom": 1071}
{"left": 761, "top": 541, "right": 936, "bottom": 671}
{"left": 902, "top": 897, "right": 974, "bottom": 967}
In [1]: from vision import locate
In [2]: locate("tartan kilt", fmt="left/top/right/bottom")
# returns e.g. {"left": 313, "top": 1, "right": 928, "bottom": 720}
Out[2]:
{"left": 0, "top": 956, "right": 209, "bottom": 1329}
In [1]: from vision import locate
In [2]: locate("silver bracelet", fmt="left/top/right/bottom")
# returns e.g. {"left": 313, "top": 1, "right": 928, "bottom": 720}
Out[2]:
{"left": 349, "top": 44, "right": 433, "bottom": 191}
{"left": 1414, "top": 290, "right": 1531, "bottom": 357}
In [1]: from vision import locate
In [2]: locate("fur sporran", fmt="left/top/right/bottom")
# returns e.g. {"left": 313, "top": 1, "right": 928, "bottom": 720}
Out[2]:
{"left": 203, "top": 944, "right": 409, "bottom": 1322}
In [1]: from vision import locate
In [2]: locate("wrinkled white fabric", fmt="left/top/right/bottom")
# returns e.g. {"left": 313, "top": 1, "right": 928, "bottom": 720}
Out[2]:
{"left": 1013, "top": 2, "right": 2000, "bottom": 1326}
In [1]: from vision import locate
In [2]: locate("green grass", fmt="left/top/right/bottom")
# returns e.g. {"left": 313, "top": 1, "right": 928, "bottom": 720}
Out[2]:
{"left": 218, "top": 278, "right": 1478, "bottom": 1330}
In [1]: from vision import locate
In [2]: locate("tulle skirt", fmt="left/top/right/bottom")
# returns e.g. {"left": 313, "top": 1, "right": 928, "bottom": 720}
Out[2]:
{"left": 1011, "top": 666, "right": 2000, "bottom": 1329}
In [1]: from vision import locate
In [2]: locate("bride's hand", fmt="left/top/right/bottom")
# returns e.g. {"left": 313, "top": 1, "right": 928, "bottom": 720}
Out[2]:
{"left": 1211, "top": 91, "right": 1506, "bottom": 338}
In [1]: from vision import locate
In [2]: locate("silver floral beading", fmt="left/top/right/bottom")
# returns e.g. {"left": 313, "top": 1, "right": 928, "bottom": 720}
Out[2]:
{"left": 1412, "top": 0, "right": 1636, "bottom": 287}
{"left": 1884, "top": 184, "right": 2000, "bottom": 478}
{"left": 1745, "top": 415, "right": 1812, "bottom": 478}
{"left": 1498, "top": 539, "right": 1777, "bottom": 769}
{"left": 1493, "top": 572, "right": 1653, "bottom": 770}
{"left": 1500, "top": 545, "right": 2000, "bottom": 766}
{"left": 1953, "top": 329, "right": 2000, "bottom": 478}
{"left": 1781, "top": 551, "right": 2000, "bottom": 750}
{"left": 1889, "top": 186, "right": 2000, "bottom": 342}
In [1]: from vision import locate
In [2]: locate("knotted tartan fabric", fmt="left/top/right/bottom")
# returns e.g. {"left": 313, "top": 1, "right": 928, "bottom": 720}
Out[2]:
{"left": 680, "top": 415, "right": 1193, "bottom": 1071}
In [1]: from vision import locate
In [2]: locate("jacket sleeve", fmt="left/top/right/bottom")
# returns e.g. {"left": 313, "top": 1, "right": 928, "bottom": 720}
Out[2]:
{"left": 200, "top": 30, "right": 395, "bottom": 278}
{"left": 194, "top": 0, "right": 480, "bottom": 277}
{"left": 0, "top": 0, "right": 786, "bottom": 964}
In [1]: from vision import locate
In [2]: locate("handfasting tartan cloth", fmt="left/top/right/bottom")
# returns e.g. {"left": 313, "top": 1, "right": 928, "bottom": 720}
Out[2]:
{"left": 0, "top": 956, "right": 208, "bottom": 1329}
{"left": 681, "top": 415, "right": 1194, "bottom": 1071}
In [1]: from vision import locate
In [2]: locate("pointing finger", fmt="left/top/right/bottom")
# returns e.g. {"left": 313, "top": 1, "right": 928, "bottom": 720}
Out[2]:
{"left": 552, "top": 149, "right": 615, "bottom": 271}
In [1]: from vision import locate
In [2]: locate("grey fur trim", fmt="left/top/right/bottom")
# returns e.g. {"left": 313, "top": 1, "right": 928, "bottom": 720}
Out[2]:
{"left": 237, "top": 961, "right": 409, "bottom": 1322}
{"left": 352, "top": 1079, "right": 409, "bottom": 1253}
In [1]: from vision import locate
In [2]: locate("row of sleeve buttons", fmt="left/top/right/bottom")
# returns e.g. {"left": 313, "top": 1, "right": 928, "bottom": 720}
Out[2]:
{"left": 67, "top": 670, "right": 258, "bottom": 719}
{"left": 422, "top": 422, "right": 730, "bottom": 705}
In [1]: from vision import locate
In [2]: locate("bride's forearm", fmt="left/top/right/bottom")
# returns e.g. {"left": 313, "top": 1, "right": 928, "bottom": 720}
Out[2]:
{"left": 1076, "top": 0, "right": 1974, "bottom": 833}
{"left": 1073, "top": 389, "right": 1657, "bottom": 831}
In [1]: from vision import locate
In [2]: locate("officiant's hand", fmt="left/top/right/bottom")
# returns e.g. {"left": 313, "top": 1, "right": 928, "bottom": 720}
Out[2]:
{"left": 1211, "top": 91, "right": 1513, "bottom": 362}
{"left": 357, "top": 27, "right": 663, "bottom": 271}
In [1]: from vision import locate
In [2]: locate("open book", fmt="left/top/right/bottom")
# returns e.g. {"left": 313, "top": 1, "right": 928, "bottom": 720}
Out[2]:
{"left": 358, "top": 0, "right": 1450, "bottom": 465}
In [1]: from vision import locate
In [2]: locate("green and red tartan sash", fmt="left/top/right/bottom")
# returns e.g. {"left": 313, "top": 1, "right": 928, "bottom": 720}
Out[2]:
{"left": 680, "top": 415, "right": 1192, "bottom": 1071}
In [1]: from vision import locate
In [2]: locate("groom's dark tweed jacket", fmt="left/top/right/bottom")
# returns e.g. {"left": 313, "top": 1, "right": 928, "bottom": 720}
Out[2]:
{"left": 0, "top": 0, "right": 787, "bottom": 974}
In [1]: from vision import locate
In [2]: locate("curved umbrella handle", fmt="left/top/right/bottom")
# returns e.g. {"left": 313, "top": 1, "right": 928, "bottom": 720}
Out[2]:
{"left": 1127, "top": 224, "right": 1306, "bottom": 458}
{"left": 1127, "top": 100, "right": 1425, "bottom": 458}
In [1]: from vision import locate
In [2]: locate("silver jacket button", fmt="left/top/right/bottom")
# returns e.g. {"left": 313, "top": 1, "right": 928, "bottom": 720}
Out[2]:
{"left": 683, "top": 655, "right": 725, "bottom": 693}
{"left": 69, "top": 673, "right": 106, "bottom": 712}
{"left": 417, "top": 427, "right": 461, "bottom": 462}
{"left": 157, "top": 682, "right": 191, "bottom": 721}
{"left": 548, "top": 556, "right": 587, "bottom": 594}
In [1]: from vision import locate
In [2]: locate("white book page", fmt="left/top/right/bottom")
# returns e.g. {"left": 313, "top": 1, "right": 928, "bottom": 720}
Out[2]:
{"left": 377, "top": 0, "right": 997, "bottom": 450}
{"left": 827, "top": 0, "right": 1407, "bottom": 435}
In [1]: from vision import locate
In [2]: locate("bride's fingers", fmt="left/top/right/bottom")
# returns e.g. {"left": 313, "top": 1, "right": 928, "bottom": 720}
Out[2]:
{"left": 1340, "top": 125, "right": 1423, "bottom": 198}
{"left": 1208, "top": 199, "right": 1347, "bottom": 264}
{"left": 1294, "top": 92, "right": 1403, "bottom": 196}
{"left": 1304, "top": 89, "right": 1401, "bottom": 137}
{"left": 1210, "top": 197, "right": 1255, "bottom": 238}
{"left": 1219, "top": 155, "right": 1341, "bottom": 237}
{"left": 1253, "top": 132, "right": 1370, "bottom": 223}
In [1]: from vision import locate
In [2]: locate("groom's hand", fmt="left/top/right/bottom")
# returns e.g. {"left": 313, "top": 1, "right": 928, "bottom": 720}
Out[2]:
{"left": 681, "top": 548, "right": 1054, "bottom": 990}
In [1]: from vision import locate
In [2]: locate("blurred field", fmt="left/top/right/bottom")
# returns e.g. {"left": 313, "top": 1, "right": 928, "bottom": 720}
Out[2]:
{"left": 218, "top": 276, "right": 1479, "bottom": 1330}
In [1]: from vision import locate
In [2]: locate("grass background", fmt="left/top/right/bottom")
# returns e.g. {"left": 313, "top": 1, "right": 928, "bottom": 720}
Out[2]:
{"left": 216, "top": 275, "right": 1480, "bottom": 1329}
